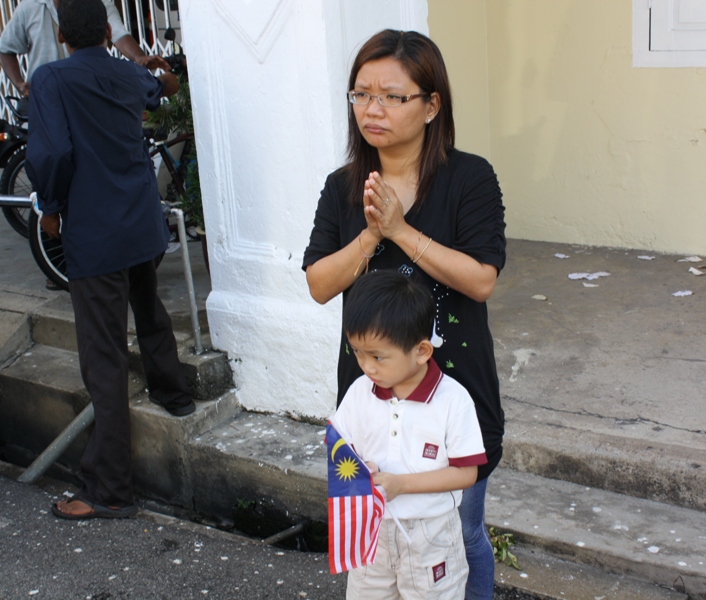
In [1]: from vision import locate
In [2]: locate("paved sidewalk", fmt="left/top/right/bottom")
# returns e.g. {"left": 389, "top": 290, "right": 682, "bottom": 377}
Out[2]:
{"left": 492, "top": 239, "right": 705, "bottom": 508}
{"left": 0, "top": 462, "right": 343, "bottom": 600}
{"left": 494, "top": 240, "right": 704, "bottom": 449}
{"left": 3, "top": 213, "right": 704, "bottom": 502}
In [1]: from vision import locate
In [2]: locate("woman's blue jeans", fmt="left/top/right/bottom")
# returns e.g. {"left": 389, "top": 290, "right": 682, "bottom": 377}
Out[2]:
{"left": 459, "top": 477, "right": 495, "bottom": 599}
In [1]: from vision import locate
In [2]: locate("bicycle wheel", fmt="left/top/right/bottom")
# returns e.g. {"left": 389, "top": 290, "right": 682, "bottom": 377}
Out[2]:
{"left": 1, "top": 148, "right": 32, "bottom": 238}
{"left": 28, "top": 210, "right": 69, "bottom": 291}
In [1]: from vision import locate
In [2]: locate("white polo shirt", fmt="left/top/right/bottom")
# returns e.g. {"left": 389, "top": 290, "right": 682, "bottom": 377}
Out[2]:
{"left": 332, "top": 359, "right": 487, "bottom": 520}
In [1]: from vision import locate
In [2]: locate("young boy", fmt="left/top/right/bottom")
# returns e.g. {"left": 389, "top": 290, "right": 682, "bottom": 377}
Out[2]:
{"left": 332, "top": 270, "right": 487, "bottom": 599}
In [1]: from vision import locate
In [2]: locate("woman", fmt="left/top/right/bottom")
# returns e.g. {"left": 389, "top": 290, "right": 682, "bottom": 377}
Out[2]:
{"left": 303, "top": 30, "right": 506, "bottom": 599}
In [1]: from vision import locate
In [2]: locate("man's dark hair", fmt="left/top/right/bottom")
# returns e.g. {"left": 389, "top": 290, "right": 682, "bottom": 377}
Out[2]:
{"left": 58, "top": 0, "right": 108, "bottom": 49}
{"left": 343, "top": 271, "right": 434, "bottom": 353}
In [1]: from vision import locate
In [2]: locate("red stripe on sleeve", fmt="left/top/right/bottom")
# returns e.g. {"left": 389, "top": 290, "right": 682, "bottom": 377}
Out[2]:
{"left": 449, "top": 453, "right": 488, "bottom": 468}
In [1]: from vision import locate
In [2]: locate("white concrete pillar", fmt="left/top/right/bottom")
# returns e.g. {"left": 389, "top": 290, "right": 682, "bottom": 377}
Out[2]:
{"left": 179, "top": 0, "right": 428, "bottom": 420}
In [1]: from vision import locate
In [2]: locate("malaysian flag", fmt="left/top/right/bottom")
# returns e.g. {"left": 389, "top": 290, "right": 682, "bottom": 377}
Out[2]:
{"left": 327, "top": 422, "right": 386, "bottom": 574}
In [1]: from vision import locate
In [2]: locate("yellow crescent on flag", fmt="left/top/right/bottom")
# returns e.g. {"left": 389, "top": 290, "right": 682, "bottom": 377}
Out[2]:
{"left": 331, "top": 438, "right": 346, "bottom": 461}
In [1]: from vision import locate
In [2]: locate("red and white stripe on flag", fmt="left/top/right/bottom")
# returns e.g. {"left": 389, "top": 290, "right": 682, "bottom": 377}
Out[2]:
{"left": 328, "top": 489, "right": 385, "bottom": 574}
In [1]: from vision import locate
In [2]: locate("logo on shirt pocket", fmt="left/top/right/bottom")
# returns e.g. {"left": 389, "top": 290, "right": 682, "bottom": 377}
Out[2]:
{"left": 422, "top": 443, "right": 439, "bottom": 460}
{"left": 432, "top": 561, "right": 446, "bottom": 582}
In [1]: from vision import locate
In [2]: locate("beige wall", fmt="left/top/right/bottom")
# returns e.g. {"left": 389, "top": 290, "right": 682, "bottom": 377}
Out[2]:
{"left": 428, "top": 0, "right": 490, "bottom": 158}
{"left": 430, "top": 1, "right": 706, "bottom": 254}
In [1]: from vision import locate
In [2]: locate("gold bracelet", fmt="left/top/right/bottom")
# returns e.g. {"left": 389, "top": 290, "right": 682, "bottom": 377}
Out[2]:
{"left": 354, "top": 257, "right": 368, "bottom": 277}
{"left": 354, "top": 233, "right": 375, "bottom": 277}
{"left": 412, "top": 236, "right": 432, "bottom": 264}
{"left": 358, "top": 234, "right": 375, "bottom": 259}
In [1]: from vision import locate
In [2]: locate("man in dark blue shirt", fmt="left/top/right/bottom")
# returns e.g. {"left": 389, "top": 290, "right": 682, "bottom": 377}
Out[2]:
{"left": 26, "top": 0, "right": 194, "bottom": 519}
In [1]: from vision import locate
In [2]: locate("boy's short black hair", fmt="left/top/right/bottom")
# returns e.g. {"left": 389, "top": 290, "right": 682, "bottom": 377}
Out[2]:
{"left": 343, "top": 271, "right": 434, "bottom": 352}
{"left": 58, "top": 0, "right": 108, "bottom": 49}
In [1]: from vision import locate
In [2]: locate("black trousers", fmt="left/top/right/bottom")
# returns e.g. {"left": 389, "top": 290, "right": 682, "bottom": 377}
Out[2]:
{"left": 69, "top": 257, "right": 191, "bottom": 507}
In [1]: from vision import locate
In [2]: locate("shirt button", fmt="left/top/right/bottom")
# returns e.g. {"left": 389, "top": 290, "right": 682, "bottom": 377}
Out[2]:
{"left": 391, "top": 399, "right": 398, "bottom": 406}
{"left": 391, "top": 430, "right": 397, "bottom": 437}
{"left": 392, "top": 414, "right": 399, "bottom": 420}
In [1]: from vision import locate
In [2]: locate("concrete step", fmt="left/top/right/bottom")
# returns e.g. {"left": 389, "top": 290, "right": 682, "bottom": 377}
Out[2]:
{"left": 496, "top": 544, "right": 687, "bottom": 600}
{"left": 0, "top": 343, "right": 93, "bottom": 463}
{"left": 184, "top": 412, "right": 706, "bottom": 600}
{"left": 130, "top": 389, "right": 240, "bottom": 507}
{"left": 502, "top": 398, "right": 706, "bottom": 513}
{"left": 486, "top": 469, "right": 706, "bottom": 599}
{"left": 23, "top": 291, "right": 231, "bottom": 401}
{"left": 187, "top": 411, "right": 327, "bottom": 524}
{"left": 0, "top": 309, "right": 31, "bottom": 368}
{"left": 490, "top": 240, "right": 706, "bottom": 515}
{"left": 126, "top": 332, "right": 232, "bottom": 401}
{"left": 28, "top": 293, "right": 209, "bottom": 354}
{"left": 0, "top": 287, "right": 53, "bottom": 367}
{"left": 0, "top": 343, "right": 240, "bottom": 508}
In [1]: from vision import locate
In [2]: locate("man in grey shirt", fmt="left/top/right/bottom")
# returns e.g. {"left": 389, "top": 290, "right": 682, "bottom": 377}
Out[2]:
{"left": 0, "top": 0, "right": 168, "bottom": 97}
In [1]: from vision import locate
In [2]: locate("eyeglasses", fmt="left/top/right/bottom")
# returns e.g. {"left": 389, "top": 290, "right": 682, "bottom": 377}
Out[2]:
{"left": 347, "top": 90, "right": 430, "bottom": 108}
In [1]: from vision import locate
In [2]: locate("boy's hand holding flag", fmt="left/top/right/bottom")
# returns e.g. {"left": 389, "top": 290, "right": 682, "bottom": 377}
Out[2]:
{"left": 327, "top": 422, "right": 385, "bottom": 574}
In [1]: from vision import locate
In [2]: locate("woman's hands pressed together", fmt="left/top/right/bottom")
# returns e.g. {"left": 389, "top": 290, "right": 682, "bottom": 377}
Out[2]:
{"left": 361, "top": 172, "right": 498, "bottom": 302}
{"left": 363, "top": 172, "right": 409, "bottom": 242}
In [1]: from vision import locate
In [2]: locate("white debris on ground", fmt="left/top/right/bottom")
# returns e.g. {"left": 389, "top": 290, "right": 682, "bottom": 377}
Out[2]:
{"left": 568, "top": 272, "right": 610, "bottom": 281}
{"left": 637, "top": 255, "right": 655, "bottom": 260}
{"left": 582, "top": 282, "right": 599, "bottom": 288}
{"left": 509, "top": 349, "right": 535, "bottom": 383}
{"left": 672, "top": 290, "right": 693, "bottom": 297}
{"left": 688, "top": 267, "right": 704, "bottom": 276}
{"left": 677, "top": 256, "right": 702, "bottom": 263}
{"left": 554, "top": 253, "right": 570, "bottom": 259}
{"left": 531, "top": 294, "right": 547, "bottom": 301}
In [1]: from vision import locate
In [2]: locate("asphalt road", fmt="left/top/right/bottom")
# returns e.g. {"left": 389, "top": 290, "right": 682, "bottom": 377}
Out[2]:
{"left": 0, "top": 466, "right": 538, "bottom": 600}
{"left": 0, "top": 468, "right": 345, "bottom": 600}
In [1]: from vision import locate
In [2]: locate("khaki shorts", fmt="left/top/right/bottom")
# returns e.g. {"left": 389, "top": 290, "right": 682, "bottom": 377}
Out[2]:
{"left": 346, "top": 509, "right": 468, "bottom": 599}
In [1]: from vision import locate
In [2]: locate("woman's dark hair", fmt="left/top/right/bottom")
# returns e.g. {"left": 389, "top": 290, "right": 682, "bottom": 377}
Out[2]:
{"left": 343, "top": 271, "right": 434, "bottom": 353}
{"left": 344, "top": 29, "right": 455, "bottom": 208}
{"left": 58, "top": 0, "right": 108, "bottom": 49}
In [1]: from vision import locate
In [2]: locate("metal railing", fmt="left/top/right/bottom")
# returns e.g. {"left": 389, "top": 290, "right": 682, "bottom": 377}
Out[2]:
{"left": 0, "top": 0, "right": 181, "bottom": 120}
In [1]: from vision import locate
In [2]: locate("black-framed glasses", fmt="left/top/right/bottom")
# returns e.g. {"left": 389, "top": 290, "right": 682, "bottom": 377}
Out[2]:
{"left": 347, "top": 90, "right": 430, "bottom": 108}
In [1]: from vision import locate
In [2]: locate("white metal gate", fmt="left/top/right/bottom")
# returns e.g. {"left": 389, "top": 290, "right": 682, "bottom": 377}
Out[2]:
{"left": 0, "top": 0, "right": 181, "bottom": 120}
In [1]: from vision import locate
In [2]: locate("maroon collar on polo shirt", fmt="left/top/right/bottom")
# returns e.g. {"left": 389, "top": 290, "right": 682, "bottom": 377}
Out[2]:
{"left": 372, "top": 358, "right": 444, "bottom": 404}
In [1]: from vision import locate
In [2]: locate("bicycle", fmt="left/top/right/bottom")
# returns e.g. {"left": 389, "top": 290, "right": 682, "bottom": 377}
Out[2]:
{"left": 0, "top": 96, "right": 30, "bottom": 236}
{"left": 28, "top": 129, "right": 195, "bottom": 291}
{"left": 7, "top": 28, "right": 193, "bottom": 291}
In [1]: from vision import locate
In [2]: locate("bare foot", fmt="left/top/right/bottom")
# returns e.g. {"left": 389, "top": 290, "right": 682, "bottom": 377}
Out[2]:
{"left": 52, "top": 498, "right": 136, "bottom": 520}
{"left": 54, "top": 498, "right": 94, "bottom": 516}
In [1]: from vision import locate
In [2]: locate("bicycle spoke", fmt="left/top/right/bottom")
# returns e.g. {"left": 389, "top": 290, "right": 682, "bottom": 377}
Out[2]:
{"left": 40, "top": 232, "right": 68, "bottom": 276}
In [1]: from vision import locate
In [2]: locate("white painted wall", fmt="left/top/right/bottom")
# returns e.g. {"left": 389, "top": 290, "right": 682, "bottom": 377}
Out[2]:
{"left": 178, "top": 0, "right": 428, "bottom": 420}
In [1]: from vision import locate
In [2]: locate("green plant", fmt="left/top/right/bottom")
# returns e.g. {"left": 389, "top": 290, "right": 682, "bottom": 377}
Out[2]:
{"left": 145, "top": 79, "right": 193, "bottom": 134}
{"left": 178, "top": 144, "right": 204, "bottom": 230}
{"left": 235, "top": 498, "right": 257, "bottom": 510}
{"left": 145, "top": 79, "right": 203, "bottom": 230}
{"left": 488, "top": 526, "right": 520, "bottom": 570}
